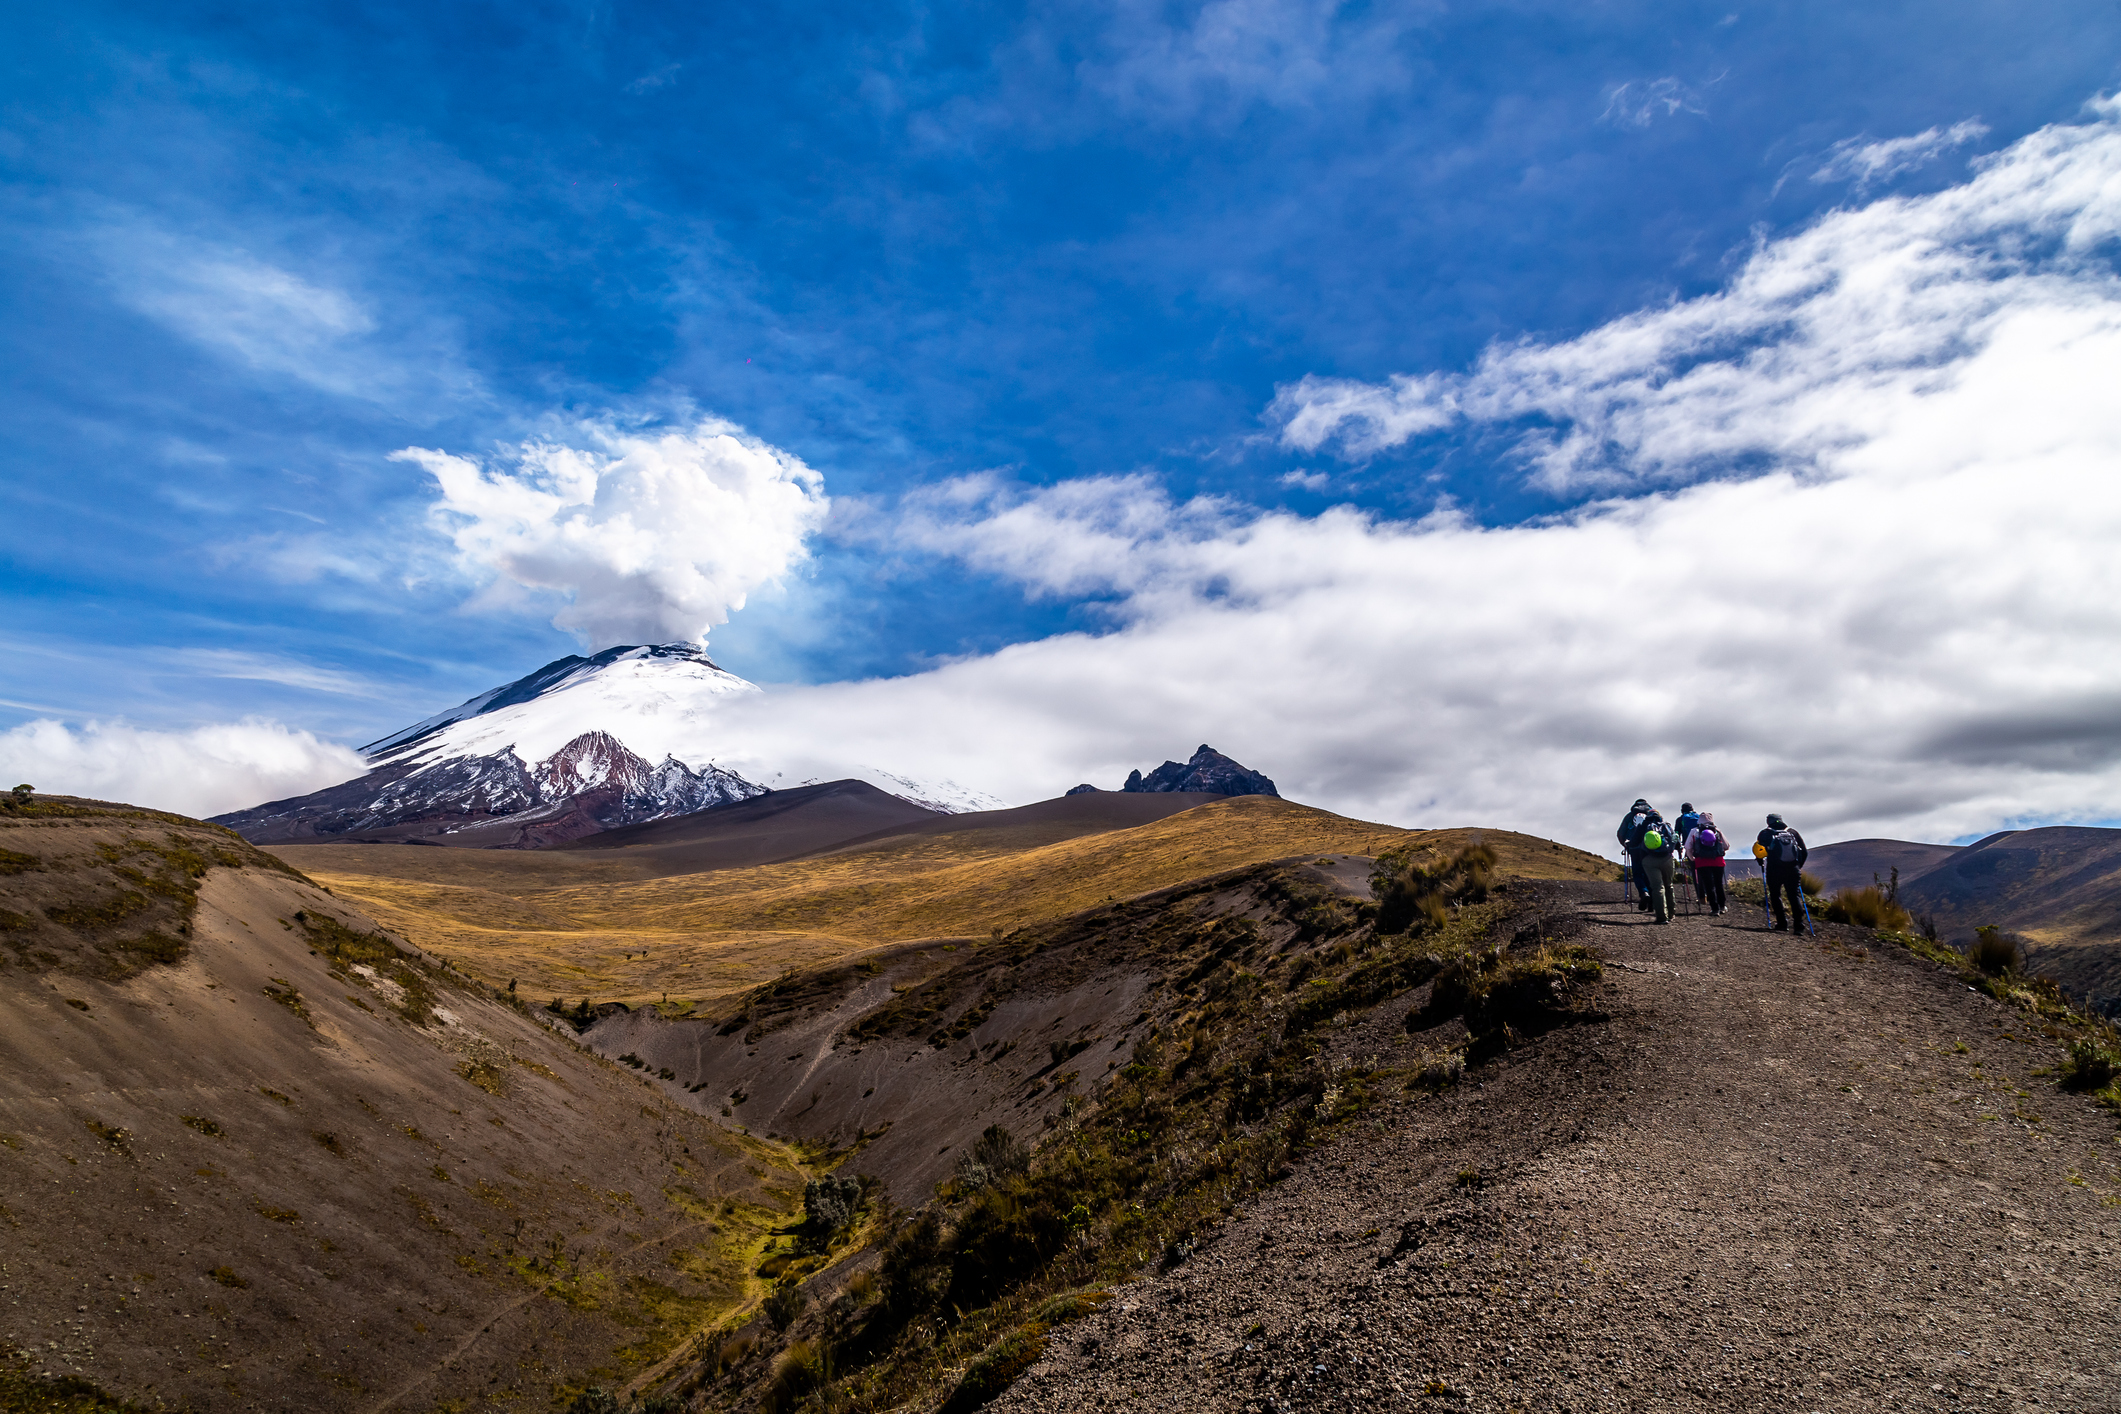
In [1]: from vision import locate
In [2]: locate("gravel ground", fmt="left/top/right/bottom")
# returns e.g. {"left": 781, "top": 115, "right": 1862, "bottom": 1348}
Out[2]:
{"left": 997, "top": 887, "right": 2121, "bottom": 1413}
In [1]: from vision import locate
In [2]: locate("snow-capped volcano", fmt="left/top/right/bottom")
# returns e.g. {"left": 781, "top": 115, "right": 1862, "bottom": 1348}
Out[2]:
{"left": 213, "top": 643, "right": 999, "bottom": 846}
{"left": 362, "top": 643, "right": 761, "bottom": 768}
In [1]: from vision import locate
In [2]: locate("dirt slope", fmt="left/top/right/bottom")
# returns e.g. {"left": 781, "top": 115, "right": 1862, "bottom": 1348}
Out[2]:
{"left": 996, "top": 890, "right": 2121, "bottom": 1414}
{"left": 276, "top": 796, "right": 1608, "bottom": 1008}
{"left": 0, "top": 801, "right": 817, "bottom": 1413}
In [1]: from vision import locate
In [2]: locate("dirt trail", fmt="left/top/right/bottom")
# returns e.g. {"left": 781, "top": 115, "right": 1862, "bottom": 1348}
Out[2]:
{"left": 999, "top": 886, "right": 2121, "bottom": 1413}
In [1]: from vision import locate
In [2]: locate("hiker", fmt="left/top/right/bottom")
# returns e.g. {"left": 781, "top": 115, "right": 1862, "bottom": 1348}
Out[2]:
{"left": 1674, "top": 802, "right": 1703, "bottom": 842}
{"left": 1755, "top": 813, "right": 1810, "bottom": 931}
{"left": 1626, "top": 805, "right": 1679, "bottom": 924}
{"left": 1616, "top": 798, "right": 1654, "bottom": 908}
{"left": 1684, "top": 811, "right": 1729, "bottom": 915}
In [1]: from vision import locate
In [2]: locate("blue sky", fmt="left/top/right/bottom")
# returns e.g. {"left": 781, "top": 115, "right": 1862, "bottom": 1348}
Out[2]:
{"left": 5, "top": 1, "right": 2121, "bottom": 841}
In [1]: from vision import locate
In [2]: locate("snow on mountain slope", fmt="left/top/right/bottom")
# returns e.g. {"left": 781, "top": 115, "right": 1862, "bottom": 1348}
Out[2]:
{"left": 365, "top": 643, "right": 761, "bottom": 766}
{"left": 213, "top": 643, "right": 1000, "bottom": 846}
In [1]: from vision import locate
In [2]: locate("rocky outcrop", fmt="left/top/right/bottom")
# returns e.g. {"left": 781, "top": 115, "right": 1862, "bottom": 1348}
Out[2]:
{"left": 1065, "top": 784, "right": 1101, "bottom": 796}
{"left": 213, "top": 729, "right": 761, "bottom": 846}
{"left": 1120, "top": 744, "right": 1278, "bottom": 798}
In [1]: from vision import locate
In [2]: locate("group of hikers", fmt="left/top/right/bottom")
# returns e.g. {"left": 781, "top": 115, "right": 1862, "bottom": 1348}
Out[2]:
{"left": 1616, "top": 799, "right": 1812, "bottom": 930}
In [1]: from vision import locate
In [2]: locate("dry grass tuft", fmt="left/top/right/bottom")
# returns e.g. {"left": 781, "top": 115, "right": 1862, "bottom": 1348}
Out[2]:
{"left": 1821, "top": 886, "right": 1911, "bottom": 932}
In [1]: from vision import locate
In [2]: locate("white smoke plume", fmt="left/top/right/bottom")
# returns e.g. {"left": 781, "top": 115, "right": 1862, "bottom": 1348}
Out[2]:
{"left": 0, "top": 718, "right": 366, "bottom": 821}
{"left": 402, "top": 415, "right": 830, "bottom": 650}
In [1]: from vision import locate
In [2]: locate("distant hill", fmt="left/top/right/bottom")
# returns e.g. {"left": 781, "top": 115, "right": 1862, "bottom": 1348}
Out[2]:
{"left": 1811, "top": 827, "right": 2121, "bottom": 1008}
{"left": 1803, "top": 838, "right": 1964, "bottom": 895}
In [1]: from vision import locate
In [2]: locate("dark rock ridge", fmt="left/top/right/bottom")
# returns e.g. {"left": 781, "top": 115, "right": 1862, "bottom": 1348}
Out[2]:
{"left": 212, "top": 729, "right": 760, "bottom": 848}
{"left": 1118, "top": 744, "right": 1278, "bottom": 797}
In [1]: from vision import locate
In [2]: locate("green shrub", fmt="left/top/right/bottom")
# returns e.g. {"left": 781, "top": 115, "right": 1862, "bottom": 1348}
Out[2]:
{"left": 952, "top": 1124, "right": 1030, "bottom": 1194}
{"left": 800, "top": 1172, "right": 864, "bottom": 1250}
{"left": 2059, "top": 1038, "right": 2119, "bottom": 1092}
{"left": 1821, "top": 886, "right": 1911, "bottom": 932}
{"left": 1800, "top": 872, "right": 1823, "bottom": 898}
{"left": 1967, "top": 925, "right": 2022, "bottom": 976}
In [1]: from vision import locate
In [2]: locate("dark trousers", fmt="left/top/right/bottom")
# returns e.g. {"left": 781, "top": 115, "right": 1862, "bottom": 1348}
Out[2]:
{"left": 1630, "top": 853, "right": 1650, "bottom": 903}
{"left": 1768, "top": 866, "right": 1805, "bottom": 930}
{"left": 1695, "top": 866, "right": 1726, "bottom": 912}
{"left": 1643, "top": 853, "right": 1676, "bottom": 922}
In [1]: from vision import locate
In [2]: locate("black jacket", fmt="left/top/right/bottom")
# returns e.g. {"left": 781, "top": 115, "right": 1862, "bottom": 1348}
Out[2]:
{"left": 1756, "top": 826, "right": 1809, "bottom": 872}
{"left": 1618, "top": 809, "right": 1649, "bottom": 855}
{"left": 1627, "top": 812, "right": 1677, "bottom": 858}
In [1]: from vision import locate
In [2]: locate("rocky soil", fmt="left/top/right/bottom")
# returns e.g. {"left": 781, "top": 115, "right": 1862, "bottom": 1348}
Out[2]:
{"left": 997, "top": 886, "right": 2121, "bottom": 1414}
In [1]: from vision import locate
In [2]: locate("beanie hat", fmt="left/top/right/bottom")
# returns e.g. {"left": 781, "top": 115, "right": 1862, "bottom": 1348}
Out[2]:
{"left": 1766, "top": 813, "right": 1786, "bottom": 828}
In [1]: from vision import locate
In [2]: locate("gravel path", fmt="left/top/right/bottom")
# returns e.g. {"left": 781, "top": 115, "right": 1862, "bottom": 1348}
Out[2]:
{"left": 997, "top": 887, "right": 2121, "bottom": 1413}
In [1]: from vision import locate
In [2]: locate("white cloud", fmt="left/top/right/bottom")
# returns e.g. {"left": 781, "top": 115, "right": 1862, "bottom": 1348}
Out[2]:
{"left": 0, "top": 718, "right": 366, "bottom": 820}
{"left": 1269, "top": 105, "right": 2121, "bottom": 491}
{"left": 705, "top": 103, "right": 2121, "bottom": 851}
{"left": 401, "top": 415, "right": 831, "bottom": 651}
{"left": 1279, "top": 469, "right": 1330, "bottom": 490}
{"left": 1600, "top": 77, "right": 1709, "bottom": 129}
{"left": 1811, "top": 119, "right": 1990, "bottom": 192}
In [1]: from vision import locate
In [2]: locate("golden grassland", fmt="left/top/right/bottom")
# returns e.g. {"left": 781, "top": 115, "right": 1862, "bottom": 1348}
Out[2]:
{"left": 274, "top": 797, "right": 1610, "bottom": 1007}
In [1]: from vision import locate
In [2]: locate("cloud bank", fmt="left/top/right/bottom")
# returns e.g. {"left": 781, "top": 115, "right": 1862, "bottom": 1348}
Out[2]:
{"left": 708, "top": 104, "right": 2121, "bottom": 848}
{"left": 402, "top": 416, "right": 830, "bottom": 651}
{"left": 0, "top": 719, "right": 366, "bottom": 821}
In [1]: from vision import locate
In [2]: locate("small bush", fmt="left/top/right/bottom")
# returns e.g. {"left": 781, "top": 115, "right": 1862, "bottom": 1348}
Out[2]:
{"left": 209, "top": 1265, "right": 247, "bottom": 1288}
{"left": 2059, "top": 1038, "right": 2119, "bottom": 1092}
{"left": 179, "top": 1115, "right": 221, "bottom": 1137}
{"left": 763, "top": 1281, "right": 807, "bottom": 1332}
{"left": 953, "top": 1124, "right": 1030, "bottom": 1194}
{"left": 800, "top": 1172, "right": 864, "bottom": 1249}
{"left": 1967, "top": 925, "right": 2023, "bottom": 976}
{"left": 564, "top": 1389, "right": 622, "bottom": 1414}
{"left": 1800, "top": 873, "right": 1824, "bottom": 898}
{"left": 764, "top": 1339, "right": 825, "bottom": 1412}
{"left": 1406, "top": 1047, "right": 1465, "bottom": 1091}
{"left": 938, "top": 1322, "right": 1049, "bottom": 1414}
{"left": 1821, "top": 886, "right": 1911, "bottom": 932}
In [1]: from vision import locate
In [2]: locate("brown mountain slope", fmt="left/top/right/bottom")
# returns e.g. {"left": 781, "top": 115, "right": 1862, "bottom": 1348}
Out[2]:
{"left": 273, "top": 795, "right": 1609, "bottom": 1008}
{"left": 1803, "top": 837, "right": 1964, "bottom": 895}
{"left": 0, "top": 797, "right": 817, "bottom": 1413}
{"left": 547, "top": 778, "right": 945, "bottom": 870}
{"left": 1895, "top": 825, "right": 2121, "bottom": 1003}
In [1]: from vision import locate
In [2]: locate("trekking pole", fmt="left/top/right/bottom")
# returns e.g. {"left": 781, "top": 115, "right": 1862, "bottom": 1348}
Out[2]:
{"left": 1754, "top": 844, "right": 1772, "bottom": 927}
{"left": 1797, "top": 880, "right": 1816, "bottom": 938}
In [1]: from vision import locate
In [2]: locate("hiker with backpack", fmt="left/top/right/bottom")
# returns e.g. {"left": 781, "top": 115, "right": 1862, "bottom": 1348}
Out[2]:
{"left": 1674, "top": 802, "right": 1703, "bottom": 844}
{"left": 1617, "top": 798, "right": 1654, "bottom": 908}
{"left": 1683, "top": 811, "right": 1729, "bottom": 915}
{"left": 1625, "top": 804, "right": 1680, "bottom": 924}
{"left": 1755, "top": 814, "right": 1810, "bottom": 932}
